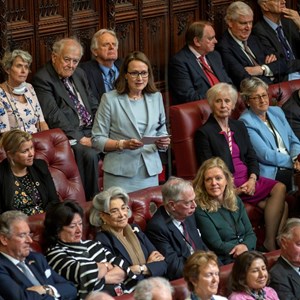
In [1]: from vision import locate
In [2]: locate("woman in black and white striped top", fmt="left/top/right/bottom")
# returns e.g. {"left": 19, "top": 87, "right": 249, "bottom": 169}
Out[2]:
{"left": 43, "top": 200, "right": 136, "bottom": 300}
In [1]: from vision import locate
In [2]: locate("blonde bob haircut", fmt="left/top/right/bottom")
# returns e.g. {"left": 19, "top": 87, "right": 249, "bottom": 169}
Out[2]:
{"left": 193, "top": 157, "right": 238, "bottom": 212}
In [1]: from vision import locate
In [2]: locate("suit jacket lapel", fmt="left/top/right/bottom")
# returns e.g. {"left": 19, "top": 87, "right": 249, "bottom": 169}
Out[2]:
{"left": 71, "top": 74, "right": 92, "bottom": 114}
{"left": 184, "top": 47, "right": 210, "bottom": 84}
{"left": 25, "top": 257, "right": 45, "bottom": 285}
{"left": 46, "top": 62, "right": 77, "bottom": 111}
{"left": 118, "top": 94, "right": 142, "bottom": 138}
{"left": 248, "top": 110, "right": 278, "bottom": 149}
{"left": 267, "top": 111, "right": 290, "bottom": 152}
{"left": 160, "top": 208, "right": 192, "bottom": 258}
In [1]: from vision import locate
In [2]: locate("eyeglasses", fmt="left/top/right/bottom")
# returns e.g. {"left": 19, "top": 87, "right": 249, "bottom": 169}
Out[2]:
{"left": 127, "top": 71, "right": 149, "bottom": 78}
{"left": 103, "top": 206, "right": 130, "bottom": 218}
{"left": 62, "top": 57, "right": 80, "bottom": 65}
{"left": 248, "top": 94, "right": 269, "bottom": 102}
{"left": 175, "top": 199, "right": 196, "bottom": 207}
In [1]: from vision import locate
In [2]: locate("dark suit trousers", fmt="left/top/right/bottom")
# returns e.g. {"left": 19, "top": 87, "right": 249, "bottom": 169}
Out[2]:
{"left": 72, "top": 143, "right": 100, "bottom": 201}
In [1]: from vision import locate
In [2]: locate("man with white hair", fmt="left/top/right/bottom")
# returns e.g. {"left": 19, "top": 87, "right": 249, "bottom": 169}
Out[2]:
{"left": 80, "top": 29, "right": 122, "bottom": 103}
{"left": 269, "top": 218, "right": 300, "bottom": 299}
{"left": 217, "top": 1, "right": 287, "bottom": 87}
{"left": 134, "top": 277, "right": 173, "bottom": 300}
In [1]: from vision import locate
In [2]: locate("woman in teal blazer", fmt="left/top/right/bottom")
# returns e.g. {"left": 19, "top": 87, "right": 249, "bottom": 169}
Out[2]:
{"left": 92, "top": 51, "right": 170, "bottom": 192}
{"left": 193, "top": 157, "right": 256, "bottom": 265}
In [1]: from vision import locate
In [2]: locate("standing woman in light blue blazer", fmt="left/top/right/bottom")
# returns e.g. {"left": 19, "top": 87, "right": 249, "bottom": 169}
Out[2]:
{"left": 239, "top": 77, "right": 300, "bottom": 192}
{"left": 92, "top": 51, "right": 170, "bottom": 192}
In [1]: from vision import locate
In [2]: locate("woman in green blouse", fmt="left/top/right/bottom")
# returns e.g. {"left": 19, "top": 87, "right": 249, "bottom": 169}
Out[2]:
{"left": 193, "top": 157, "right": 256, "bottom": 264}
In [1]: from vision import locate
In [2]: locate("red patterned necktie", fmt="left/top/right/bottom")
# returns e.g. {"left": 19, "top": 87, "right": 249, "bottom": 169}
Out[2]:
{"left": 198, "top": 56, "right": 219, "bottom": 87}
{"left": 181, "top": 221, "right": 196, "bottom": 251}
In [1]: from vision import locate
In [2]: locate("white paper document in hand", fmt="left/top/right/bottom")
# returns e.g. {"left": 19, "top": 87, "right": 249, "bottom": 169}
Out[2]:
{"left": 141, "top": 135, "right": 171, "bottom": 144}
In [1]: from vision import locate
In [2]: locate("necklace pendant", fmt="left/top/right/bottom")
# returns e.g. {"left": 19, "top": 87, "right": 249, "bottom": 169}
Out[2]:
{"left": 15, "top": 180, "right": 20, "bottom": 186}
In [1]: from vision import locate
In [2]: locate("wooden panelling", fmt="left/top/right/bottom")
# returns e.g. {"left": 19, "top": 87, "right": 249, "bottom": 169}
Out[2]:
{"left": 1, "top": 0, "right": 299, "bottom": 89}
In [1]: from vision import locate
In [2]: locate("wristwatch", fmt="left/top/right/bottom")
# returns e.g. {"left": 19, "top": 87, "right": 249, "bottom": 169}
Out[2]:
{"left": 43, "top": 285, "right": 52, "bottom": 295}
{"left": 139, "top": 264, "right": 145, "bottom": 275}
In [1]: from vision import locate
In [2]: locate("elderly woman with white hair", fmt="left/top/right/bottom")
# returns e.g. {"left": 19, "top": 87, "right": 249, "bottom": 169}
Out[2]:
{"left": 195, "top": 82, "right": 287, "bottom": 252}
{"left": 89, "top": 186, "right": 167, "bottom": 293}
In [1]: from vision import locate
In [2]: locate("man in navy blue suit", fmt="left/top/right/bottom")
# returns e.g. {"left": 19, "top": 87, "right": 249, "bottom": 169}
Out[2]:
{"left": 253, "top": 0, "right": 300, "bottom": 81}
{"left": 80, "top": 29, "right": 122, "bottom": 103}
{"left": 168, "top": 21, "right": 232, "bottom": 104}
{"left": 146, "top": 177, "right": 209, "bottom": 280}
{"left": 0, "top": 210, "right": 77, "bottom": 300}
{"left": 269, "top": 218, "right": 300, "bottom": 299}
{"left": 217, "top": 1, "right": 287, "bottom": 88}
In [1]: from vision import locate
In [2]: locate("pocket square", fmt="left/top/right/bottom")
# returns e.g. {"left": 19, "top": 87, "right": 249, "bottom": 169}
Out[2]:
{"left": 45, "top": 268, "right": 51, "bottom": 278}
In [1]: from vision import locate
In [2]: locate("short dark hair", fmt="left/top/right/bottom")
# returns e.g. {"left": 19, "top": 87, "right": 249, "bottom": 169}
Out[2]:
{"left": 185, "top": 21, "right": 213, "bottom": 45}
{"left": 43, "top": 200, "right": 84, "bottom": 250}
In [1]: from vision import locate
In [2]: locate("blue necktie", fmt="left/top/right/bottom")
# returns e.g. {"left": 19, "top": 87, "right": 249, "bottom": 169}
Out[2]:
{"left": 276, "top": 26, "right": 295, "bottom": 60}
{"left": 18, "top": 261, "right": 41, "bottom": 286}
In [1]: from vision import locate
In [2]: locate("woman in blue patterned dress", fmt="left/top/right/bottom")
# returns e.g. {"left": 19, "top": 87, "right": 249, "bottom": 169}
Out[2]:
{"left": 0, "top": 49, "right": 48, "bottom": 133}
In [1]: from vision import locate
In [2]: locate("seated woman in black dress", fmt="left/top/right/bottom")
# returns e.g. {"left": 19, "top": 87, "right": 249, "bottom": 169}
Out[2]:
{"left": 0, "top": 129, "right": 59, "bottom": 215}
{"left": 195, "top": 82, "right": 288, "bottom": 252}
{"left": 89, "top": 186, "right": 167, "bottom": 293}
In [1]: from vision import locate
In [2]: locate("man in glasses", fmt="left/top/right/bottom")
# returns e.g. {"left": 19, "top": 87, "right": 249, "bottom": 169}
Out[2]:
{"left": 32, "top": 37, "right": 100, "bottom": 201}
{"left": 0, "top": 210, "right": 77, "bottom": 299}
{"left": 146, "top": 177, "right": 209, "bottom": 280}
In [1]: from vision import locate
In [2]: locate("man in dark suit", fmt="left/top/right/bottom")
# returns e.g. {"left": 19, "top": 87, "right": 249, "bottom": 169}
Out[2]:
{"left": 32, "top": 37, "right": 100, "bottom": 201}
{"left": 79, "top": 29, "right": 122, "bottom": 103}
{"left": 253, "top": 0, "right": 300, "bottom": 81}
{"left": 168, "top": 21, "right": 232, "bottom": 104}
{"left": 0, "top": 210, "right": 77, "bottom": 300}
{"left": 269, "top": 218, "right": 300, "bottom": 299}
{"left": 217, "top": 1, "right": 287, "bottom": 88}
{"left": 282, "top": 89, "right": 300, "bottom": 140}
{"left": 145, "top": 177, "right": 209, "bottom": 280}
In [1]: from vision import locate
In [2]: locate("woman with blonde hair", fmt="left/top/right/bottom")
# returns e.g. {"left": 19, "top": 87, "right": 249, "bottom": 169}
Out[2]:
{"left": 193, "top": 157, "right": 256, "bottom": 264}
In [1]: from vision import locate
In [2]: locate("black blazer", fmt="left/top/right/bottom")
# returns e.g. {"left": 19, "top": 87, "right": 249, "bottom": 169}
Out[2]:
{"left": 282, "top": 90, "right": 300, "bottom": 140}
{"left": 269, "top": 256, "right": 300, "bottom": 300}
{"left": 168, "top": 45, "right": 232, "bottom": 104}
{"left": 145, "top": 206, "right": 208, "bottom": 280}
{"left": 195, "top": 114, "right": 259, "bottom": 177}
{"left": 79, "top": 58, "right": 122, "bottom": 103}
{"left": 0, "top": 158, "right": 59, "bottom": 214}
{"left": 216, "top": 30, "right": 287, "bottom": 87}
{"left": 253, "top": 18, "right": 300, "bottom": 74}
{"left": 32, "top": 61, "right": 98, "bottom": 141}
{"left": 0, "top": 252, "right": 77, "bottom": 300}
{"left": 95, "top": 224, "right": 167, "bottom": 292}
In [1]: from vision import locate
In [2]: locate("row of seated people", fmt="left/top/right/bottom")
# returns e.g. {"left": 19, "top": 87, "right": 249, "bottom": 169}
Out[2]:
{"left": 0, "top": 124, "right": 298, "bottom": 298}
{"left": 0, "top": 169, "right": 298, "bottom": 299}
{"left": 2, "top": 0, "right": 300, "bottom": 204}
{"left": 168, "top": 1, "right": 300, "bottom": 105}
{"left": 0, "top": 32, "right": 170, "bottom": 202}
